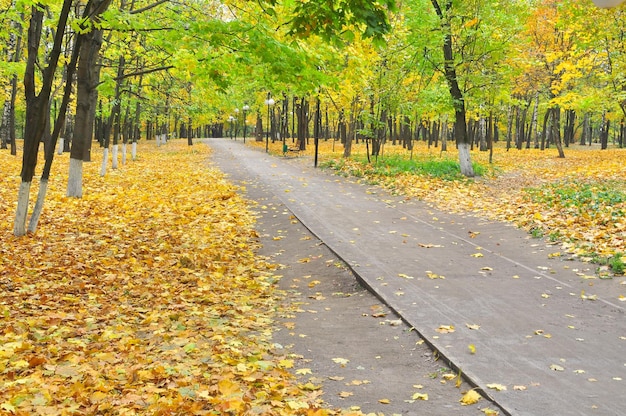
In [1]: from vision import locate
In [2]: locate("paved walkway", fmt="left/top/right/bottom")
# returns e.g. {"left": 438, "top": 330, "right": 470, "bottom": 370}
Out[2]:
{"left": 206, "top": 138, "right": 626, "bottom": 416}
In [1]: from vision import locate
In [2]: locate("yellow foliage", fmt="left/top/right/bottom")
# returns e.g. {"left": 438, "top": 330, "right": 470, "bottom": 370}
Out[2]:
{"left": 0, "top": 141, "right": 321, "bottom": 414}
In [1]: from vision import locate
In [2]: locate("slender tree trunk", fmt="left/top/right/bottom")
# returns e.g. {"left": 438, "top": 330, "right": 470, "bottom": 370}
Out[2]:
{"left": 581, "top": 113, "right": 590, "bottom": 145}
{"left": 551, "top": 107, "right": 565, "bottom": 158}
{"left": 431, "top": 0, "right": 474, "bottom": 176}
{"left": 68, "top": 0, "right": 112, "bottom": 197}
{"left": 532, "top": 94, "right": 540, "bottom": 148}
{"left": 29, "top": 24, "right": 81, "bottom": 234}
{"left": 15, "top": 1, "right": 72, "bottom": 236}
{"left": 601, "top": 114, "right": 610, "bottom": 150}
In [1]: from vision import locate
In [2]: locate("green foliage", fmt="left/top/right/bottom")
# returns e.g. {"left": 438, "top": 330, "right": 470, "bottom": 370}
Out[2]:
{"left": 530, "top": 227, "right": 544, "bottom": 238}
{"left": 526, "top": 181, "right": 626, "bottom": 216}
{"left": 324, "top": 153, "right": 486, "bottom": 180}
{"left": 286, "top": 0, "right": 396, "bottom": 44}
{"left": 609, "top": 252, "right": 625, "bottom": 275}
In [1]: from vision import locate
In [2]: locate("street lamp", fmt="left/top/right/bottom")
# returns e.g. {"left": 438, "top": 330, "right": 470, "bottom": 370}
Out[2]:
{"left": 242, "top": 105, "right": 250, "bottom": 143}
{"left": 234, "top": 108, "right": 239, "bottom": 139}
{"left": 264, "top": 93, "right": 275, "bottom": 152}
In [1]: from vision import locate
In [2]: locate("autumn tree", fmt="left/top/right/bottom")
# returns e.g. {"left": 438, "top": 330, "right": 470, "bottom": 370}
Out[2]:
{"left": 13, "top": 0, "right": 73, "bottom": 236}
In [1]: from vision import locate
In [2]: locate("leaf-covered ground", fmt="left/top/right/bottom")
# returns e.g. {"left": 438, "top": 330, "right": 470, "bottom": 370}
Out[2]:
{"left": 0, "top": 142, "right": 329, "bottom": 414}
{"left": 261, "top": 139, "right": 626, "bottom": 264}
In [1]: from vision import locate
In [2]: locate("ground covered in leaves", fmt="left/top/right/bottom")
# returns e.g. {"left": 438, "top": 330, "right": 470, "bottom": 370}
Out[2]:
{"left": 2, "top": 138, "right": 625, "bottom": 414}
{"left": 0, "top": 142, "right": 328, "bottom": 414}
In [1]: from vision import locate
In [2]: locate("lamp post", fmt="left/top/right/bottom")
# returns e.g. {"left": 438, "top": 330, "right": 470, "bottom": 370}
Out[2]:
{"left": 264, "top": 93, "right": 275, "bottom": 153}
{"left": 242, "top": 105, "right": 250, "bottom": 143}
{"left": 234, "top": 108, "right": 239, "bottom": 139}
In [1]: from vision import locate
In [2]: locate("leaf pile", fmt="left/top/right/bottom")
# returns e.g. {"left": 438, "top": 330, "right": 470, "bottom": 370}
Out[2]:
{"left": 0, "top": 142, "right": 322, "bottom": 414}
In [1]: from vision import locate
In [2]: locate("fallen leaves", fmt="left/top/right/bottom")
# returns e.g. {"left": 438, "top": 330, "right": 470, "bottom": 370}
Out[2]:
{"left": 460, "top": 389, "right": 482, "bottom": 405}
{"left": 0, "top": 142, "right": 318, "bottom": 414}
{"left": 436, "top": 325, "right": 455, "bottom": 334}
{"left": 486, "top": 383, "right": 507, "bottom": 391}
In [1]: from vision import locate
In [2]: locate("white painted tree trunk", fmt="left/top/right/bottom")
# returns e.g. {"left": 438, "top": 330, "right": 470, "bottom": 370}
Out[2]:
{"left": 156, "top": 134, "right": 161, "bottom": 147}
{"left": 457, "top": 142, "right": 475, "bottom": 177}
{"left": 132, "top": 141, "right": 137, "bottom": 160}
{"left": 13, "top": 181, "right": 31, "bottom": 236}
{"left": 121, "top": 142, "right": 127, "bottom": 165}
{"left": 28, "top": 179, "right": 48, "bottom": 234}
{"left": 67, "top": 157, "right": 83, "bottom": 198}
{"left": 100, "top": 147, "right": 109, "bottom": 177}
{"left": 112, "top": 144, "right": 119, "bottom": 169}
{"left": 57, "top": 138, "right": 64, "bottom": 155}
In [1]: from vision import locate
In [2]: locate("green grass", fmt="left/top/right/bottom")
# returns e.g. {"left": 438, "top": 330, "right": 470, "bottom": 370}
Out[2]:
{"left": 323, "top": 154, "right": 487, "bottom": 181}
{"left": 526, "top": 181, "right": 626, "bottom": 214}
{"left": 609, "top": 252, "right": 625, "bottom": 275}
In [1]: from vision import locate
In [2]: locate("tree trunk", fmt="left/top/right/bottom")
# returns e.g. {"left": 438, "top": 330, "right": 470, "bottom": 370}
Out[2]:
{"left": 15, "top": 1, "right": 72, "bottom": 236}
{"left": 581, "top": 113, "right": 590, "bottom": 145}
{"left": 67, "top": 0, "right": 112, "bottom": 197}
{"left": 601, "top": 114, "right": 610, "bottom": 150}
{"left": 296, "top": 97, "right": 308, "bottom": 150}
{"left": 551, "top": 107, "right": 565, "bottom": 158}
{"left": 431, "top": 0, "right": 474, "bottom": 176}
{"left": 29, "top": 25, "right": 81, "bottom": 234}
{"left": 255, "top": 113, "right": 263, "bottom": 142}
{"left": 531, "top": 94, "right": 539, "bottom": 148}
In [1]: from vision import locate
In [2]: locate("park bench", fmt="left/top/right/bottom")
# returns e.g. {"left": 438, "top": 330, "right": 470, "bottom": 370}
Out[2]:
{"left": 282, "top": 143, "right": 301, "bottom": 156}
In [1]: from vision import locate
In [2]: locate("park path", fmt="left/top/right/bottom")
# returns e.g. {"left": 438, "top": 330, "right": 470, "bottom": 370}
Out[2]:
{"left": 205, "top": 138, "right": 626, "bottom": 416}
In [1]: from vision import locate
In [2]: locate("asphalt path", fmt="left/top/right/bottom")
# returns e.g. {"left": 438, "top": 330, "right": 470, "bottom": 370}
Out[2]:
{"left": 205, "top": 138, "right": 626, "bottom": 416}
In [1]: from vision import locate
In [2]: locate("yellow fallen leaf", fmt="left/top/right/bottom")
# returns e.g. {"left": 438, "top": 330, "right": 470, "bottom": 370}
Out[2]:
{"left": 460, "top": 389, "right": 481, "bottom": 405}
{"left": 398, "top": 273, "right": 414, "bottom": 279}
{"left": 339, "top": 391, "right": 353, "bottom": 398}
{"left": 513, "top": 385, "right": 527, "bottom": 391}
{"left": 411, "top": 392, "right": 429, "bottom": 400}
{"left": 486, "top": 383, "right": 507, "bottom": 391}
{"left": 332, "top": 357, "right": 349, "bottom": 366}
{"left": 296, "top": 368, "right": 312, "bottom": 375}
{"left": 279, "top": 359, "right": 294, "bottom": 368}
{"left": 299, "top": 382, "right": 321, "bottom": 391}
{"left": 468, "top": 344, "right": 476, "bottom": 354}
{"left": 426, "top": 271, "right": 445, "bottom": 279}
{"left": 466, "top": 323, "right": 481, "bottom": 330}
{"left": 378, "top": 398, "right": 391, "bottom": 404}
{"left": 308, "top": 280, "right": 321, "bottom": 288}
{"left": 419, "top": 243, "right": 443, "bottom": 248}
{"left": 471, "top": 253, "right": 484, "bottom": 258}
{"left": 287, "top": 401, "right": 309, "bottom": 410}
{"left": 482, "top": 408, "right": 500, "bottom": 415}
{"left": 436, "top": 325, "right": 455, "bottom": 333}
